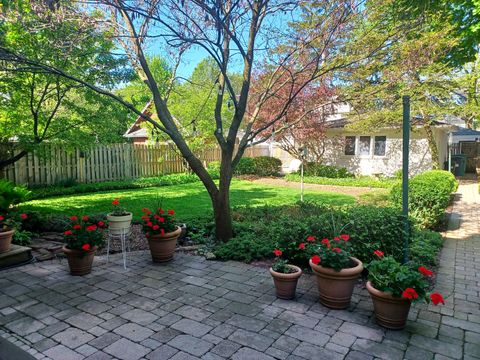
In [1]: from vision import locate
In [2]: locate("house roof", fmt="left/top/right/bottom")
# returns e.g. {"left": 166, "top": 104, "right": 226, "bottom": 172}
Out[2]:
{"left": 123, "top": 101, "right": 153, "bottom": 138}
{"left": 325, "top": 116, "right": 451, "bottom": 129}
{"left": 452, "top": 128, "right": 480, "bottom": 136}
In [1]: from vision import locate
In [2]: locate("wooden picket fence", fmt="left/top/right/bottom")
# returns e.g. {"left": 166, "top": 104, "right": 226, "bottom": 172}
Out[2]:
{"left": 1, "top": 142, "right": 273, "bottom": 186}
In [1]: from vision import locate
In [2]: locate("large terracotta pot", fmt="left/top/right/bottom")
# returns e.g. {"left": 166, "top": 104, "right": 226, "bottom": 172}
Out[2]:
{"left": 63, "top": 246, "right": 97, "bottom": 276}
{"left": 269, "top": 265, "right": 302, "bottom": 300}
{"left": 309, "top": 257, "right": 363, "bottom": 309}
{"left": 107, "top": 213, "right": 133, "bottom": 236}
{"left": 366, "top": 281, "right": 411, "bottom": 330}
{"left": 0, "top": 229, "right": 15, "bottom": 253}
{"left": 147, "top": 227, "right": 181, "bottom": 263}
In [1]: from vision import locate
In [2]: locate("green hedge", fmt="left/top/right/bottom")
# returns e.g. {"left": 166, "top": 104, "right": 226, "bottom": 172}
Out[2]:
{"left": 29, "top": 171, "right": 219, "bottom": 200}
{"left": 209, "top": 156, "right": 283, "bottom": 177}
{"left": 211, "top": 202, "right": 442, "bottom": 266}
{"left": 390, "top": 170, "right": 457, "bottom": 229}
{"left": 300, "top": 163, "right": 354, "bottom": 178}
{"left": 285, "top": 174, "right": 397, "bottom": 189}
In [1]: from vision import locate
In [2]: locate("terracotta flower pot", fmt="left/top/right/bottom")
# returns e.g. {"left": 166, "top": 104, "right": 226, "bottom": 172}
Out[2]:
{"left": 63, "top": 246, "right": 97, "bottom": 276}
{"left": 0, "top": 229, "right": 15, "bottom": 253}
{"left": 107, "top": 213, "right": 133, "bottom": 236}
{"left": 147, "top": 226, "right": 181, "bottom": 263}
{"left": 269, "top": 265, "right": 302, "bottom": 300}
{"left": 309, "top": 257, "right": 363, "bottom": 309}
{"left": 366, "top": 281, "right": 412, "bottom": 330}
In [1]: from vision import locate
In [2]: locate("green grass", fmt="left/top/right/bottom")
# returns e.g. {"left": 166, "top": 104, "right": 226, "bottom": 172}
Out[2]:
{"left": 20, "top": 179, "right": 355, "bottom": 221}
{"left": 285, "top": 174, "right": 398, "bottom": 189}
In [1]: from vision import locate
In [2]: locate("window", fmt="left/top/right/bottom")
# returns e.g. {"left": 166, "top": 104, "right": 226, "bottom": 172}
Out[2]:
{"left": 359, "top": 136, "right": 371, "bottom": 155}
{"left": 344, "top": 136, "right": 356, "bottom": 155}
{"left": 374, "top": 136, "right": 386, "bottom": 156}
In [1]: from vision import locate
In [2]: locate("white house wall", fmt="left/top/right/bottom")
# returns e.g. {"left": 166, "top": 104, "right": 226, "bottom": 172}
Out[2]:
{"left": 320, "top": 127, "right": 448, "bottom": 176}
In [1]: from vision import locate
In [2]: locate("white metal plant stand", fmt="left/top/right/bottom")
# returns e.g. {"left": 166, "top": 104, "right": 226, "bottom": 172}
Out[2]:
{"left": 106, "top": 227, "right": 131, "bottom": 270}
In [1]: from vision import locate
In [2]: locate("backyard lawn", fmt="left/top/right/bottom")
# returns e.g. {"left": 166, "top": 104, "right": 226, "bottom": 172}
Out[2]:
{"left": 20, "top": 179, "right": 355, "bottom": 221}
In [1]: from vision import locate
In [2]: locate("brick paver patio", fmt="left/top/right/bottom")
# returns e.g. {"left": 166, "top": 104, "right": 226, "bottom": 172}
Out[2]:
{"left": 1, "top": 181, "right": 479, "bottom": 360}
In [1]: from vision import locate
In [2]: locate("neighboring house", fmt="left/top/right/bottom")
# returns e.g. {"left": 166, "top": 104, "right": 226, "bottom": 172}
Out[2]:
{"left": 123, "top": 102, "right": 153, "bottom": 144}
{"left": 450, "top": 128, "right": 480, "bottom": 173}
{"left": 317, "top": 118, "right": 455, "bottom": 177}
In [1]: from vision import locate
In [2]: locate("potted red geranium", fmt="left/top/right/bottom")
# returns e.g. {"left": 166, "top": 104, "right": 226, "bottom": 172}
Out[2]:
{"left": 63, "top": 215, "right": 106, "bottom": 275}
{"left": 269, "top": 248, "right": 302, "bottom": 299}
{"left": 307, "top": 234, "right": 363, "bottom": 309}
{"left": 106, "top": 198, "right": 133, "bottom": 235}
{"left": 366, "top": 250, "right": 445, "bottom": 329}
{"left": 0, "top": 212, "right": 28, "bottom": 253}
{"left": 142, "top": 207, "right": 180, "bottom": 263}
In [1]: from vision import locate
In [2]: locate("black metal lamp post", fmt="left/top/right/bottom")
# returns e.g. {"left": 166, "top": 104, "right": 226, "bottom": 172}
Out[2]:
{"left": 402, "top": 96, "right": 410, "bottom": 264}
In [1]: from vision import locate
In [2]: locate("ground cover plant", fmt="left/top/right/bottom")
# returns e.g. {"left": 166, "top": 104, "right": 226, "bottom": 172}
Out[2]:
{"left": 208, "top": 202, "right": 443, "bottom": 266}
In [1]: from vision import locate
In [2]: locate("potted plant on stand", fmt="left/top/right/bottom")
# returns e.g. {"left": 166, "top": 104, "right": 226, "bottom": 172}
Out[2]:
{"left": 63, "top": 215, "right": 106, "bottom": 275}
{"left": 366, "top": 250, "right": 445, "bottom": 329}
{"left": 269, "top": 248, "right": 303, "bottom": 299}
{"left": 142, "top": 207, "right": 180, "bottom": 262}
{"left": 106, "top": 199, "right": 133, "bottom": 235}
{"left": 308, "top": 234, "right": 363, "bottom": 309}
{"left": 0, "top": 212, "right": 28, "bottom": 253}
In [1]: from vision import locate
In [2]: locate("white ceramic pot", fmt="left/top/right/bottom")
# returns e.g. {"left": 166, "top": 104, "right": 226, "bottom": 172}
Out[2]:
{"left": 106, "top": 213, "right": 133, "bottom": 235}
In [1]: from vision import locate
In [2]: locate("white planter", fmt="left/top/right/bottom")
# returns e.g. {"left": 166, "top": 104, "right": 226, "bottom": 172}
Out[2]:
{"left": 107, "top": 213, "right": 133, "bottom": 235}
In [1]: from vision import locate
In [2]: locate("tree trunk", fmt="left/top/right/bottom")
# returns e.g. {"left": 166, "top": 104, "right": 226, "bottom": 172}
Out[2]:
{"left": 212, "top": 154, "right": 234, "bottom": 242}
{"left": 424, "top": 123, "right": 440, "bottom": 169}
{"left": 0, "top": 150, "right": 28, "bottom": 171}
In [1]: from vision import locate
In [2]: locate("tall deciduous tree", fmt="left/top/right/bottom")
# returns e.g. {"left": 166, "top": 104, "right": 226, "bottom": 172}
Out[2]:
{"left": 0, "top": 2, "right": 131, "bottom": 170}
{"left": 0, "top": 0, "right": 408, "bottom": 241}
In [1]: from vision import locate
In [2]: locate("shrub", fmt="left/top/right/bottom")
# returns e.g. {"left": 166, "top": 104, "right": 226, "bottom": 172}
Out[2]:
{"left": 234, "top": 157, "right": 256, "bottom": 175}
{"left": 301, "top": 163, "right": 354, "bottom": 178}
{"left": 391, "top": 170, "right": 457, "bottom": 229}
{"left": 252, "top": 156, "right": 282, "bottom": 176}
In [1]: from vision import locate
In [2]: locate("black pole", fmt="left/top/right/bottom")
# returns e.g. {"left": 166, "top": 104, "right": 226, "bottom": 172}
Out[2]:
{"left": 402, "top": 96, "right": 410, "bottom": 264}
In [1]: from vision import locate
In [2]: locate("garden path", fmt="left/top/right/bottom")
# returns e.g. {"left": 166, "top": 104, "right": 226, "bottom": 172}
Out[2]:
{"left": 0, "top": 180, "right": 479, "bottom": 360}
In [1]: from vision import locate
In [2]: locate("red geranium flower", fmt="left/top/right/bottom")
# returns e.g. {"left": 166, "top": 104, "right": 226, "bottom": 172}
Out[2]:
{"left": 306, "top": 235, "right": 316, "bottom": 242}
{"left": 70, "top": 216, "right": 78, "bottom": 221}
{"left": 82, "top": 215, "right": 89, "bottom": 221}
{"left": 168, "top": 210, "right": 175, "bottom": 215}
{"left": 152, "top": 225, "right": 160, "bottom": 230}
{"left": 159, "top": 217, "right": 165, "bottom": 223}
{"left": 321, "top": 238, "right": 329, "bottom": 244}
{"left": 147, "top": 222, "right": 153, "bottom": 227}
{"left": 64, "top": 230, "right": 73, "bottom": 235}
{"left": 402, "top": 288, "right": 418, "bottom": 300}
{"left": 142, "top": 207, "right": 149, "bottom": 213}
{"left": 298, "top": 243, "right": 305, "bottom": 250}
{"left": 86, "top": 225, "right": 97, "bottom": 232}
{"left": 0, "top": 216, "right": 4, "bottom": 221}
{"left": 82, "top": 244, "right": 91, "bottom": 251}
{"left": 418, "top": 266, "right": 433, "bottom": 277}
{"left": 112, "top": 199, "right": 119, "bottom": 206}
{"left": 373, "top": 250, "right": 384, "bottom": 257}
{"left": 430, "top": 292, "right": 445, "bottom": 305}
{"left": 273, "top": 249, "right": 282, "bottom": 257}
{"left": 334, "top": 236, "right": 341, "bottom": 241}
{"left": 20, "top": 213, "right": 28, "bottom": 220}
{"left": 311, "top": 255, "right": 321, "bottom": 265}
{"left": 159, "top": 209, "right": 165, "bottom": 214}
{"left": 73, "top": 224, "right": 81, "bottom": 230}
{"left": 160, "top": 228, "right": 165, "bottom": 236}
{"left": 97, "top": 221, "right": 105, "bottom": 227}
{"left": 332, "top": 247, "right": 341, "bottom": 253}
{"left": 340, "top": 234, "right": 350, "bottom": 241}
{"left": 141, "top": 215, "right": 150, "bottom": 221}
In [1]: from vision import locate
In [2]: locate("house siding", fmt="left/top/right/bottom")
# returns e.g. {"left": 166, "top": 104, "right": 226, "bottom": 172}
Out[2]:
{"left": 319, "top": 127, "right": 449, "bottom": 176}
